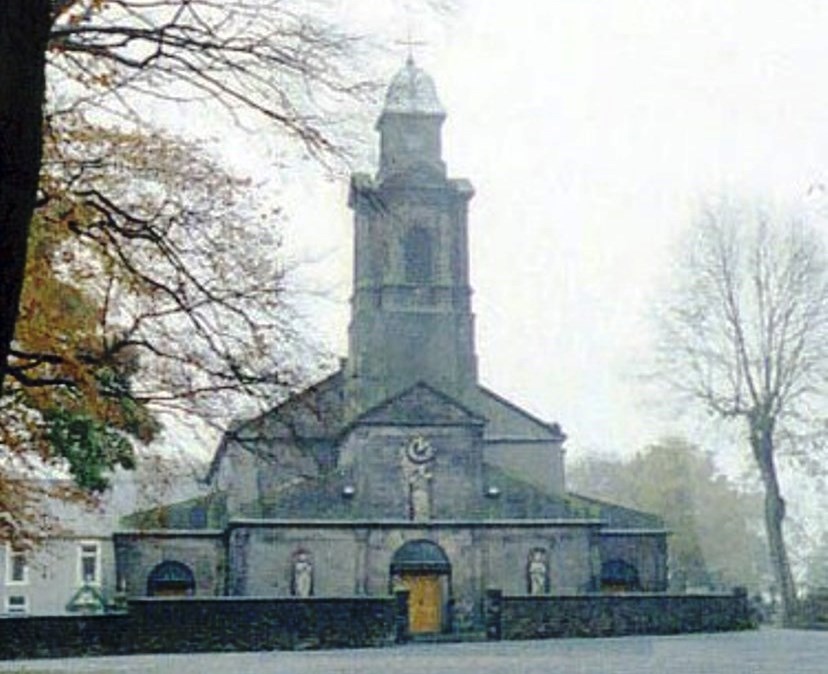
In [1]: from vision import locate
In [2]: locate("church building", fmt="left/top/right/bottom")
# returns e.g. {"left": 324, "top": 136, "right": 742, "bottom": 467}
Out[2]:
{"left": 115, "top": 58, "right": 668, "bottom": 635}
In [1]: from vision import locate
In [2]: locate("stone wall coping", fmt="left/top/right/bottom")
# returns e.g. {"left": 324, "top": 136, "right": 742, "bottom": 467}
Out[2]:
{"left": 112, "top": 523, "right": 668, "bottom": 535}
{"left": 128, "top": 596, "right": 394, "bottom": 604}
{"left": 500, "top": 591, "right": 742, "bottom": 600}
{"left": 0, "top": 612, "right": 131, "bottom": 620}
{"left": 225, "top": 518, "right": 604, "bottom": 529}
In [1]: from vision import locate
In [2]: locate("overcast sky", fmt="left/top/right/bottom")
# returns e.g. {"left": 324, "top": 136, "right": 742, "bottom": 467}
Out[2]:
{"left": 206, "top": 1, "right": 828, "bottom": 475}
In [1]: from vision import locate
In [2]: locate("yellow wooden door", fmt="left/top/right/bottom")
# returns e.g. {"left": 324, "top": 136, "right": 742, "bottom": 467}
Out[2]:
{"left": 402, "top": 574, "right": 442, "bottom": 633}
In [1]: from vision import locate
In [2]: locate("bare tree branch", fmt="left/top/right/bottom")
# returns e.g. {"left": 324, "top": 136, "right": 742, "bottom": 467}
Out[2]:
{"left": 654, "top": 197, "right": 828, "bottom": 624}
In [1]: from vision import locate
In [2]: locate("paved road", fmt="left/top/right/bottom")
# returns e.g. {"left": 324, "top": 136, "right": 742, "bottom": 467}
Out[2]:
{"left": 1, "top": 629, "right": 826, "bottom": 674}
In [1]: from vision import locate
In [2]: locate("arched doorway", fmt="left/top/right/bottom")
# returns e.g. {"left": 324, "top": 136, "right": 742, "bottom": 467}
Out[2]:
{"left": 601, "top": 559, "right": 640, "bottom": 592}
{"left": 147, "top": 561, "right": 196, "bottom": 597}
{"left": 391, "top": 539, "right": 451, "bottom": 634}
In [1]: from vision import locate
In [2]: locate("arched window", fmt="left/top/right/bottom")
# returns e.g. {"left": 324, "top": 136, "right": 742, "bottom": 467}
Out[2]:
{"left": 600, "top": 559, "right": 640, "bottom": 592}
{"left": 147, "top": 561, "right": 196, "bottom": 597}
{"left": 404, "top": 226, "right": 433, "bottom": 284}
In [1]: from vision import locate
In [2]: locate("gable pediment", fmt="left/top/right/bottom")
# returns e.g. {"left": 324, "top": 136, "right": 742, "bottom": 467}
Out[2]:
{"left": 353, "top": 382, "right": 486, "bottom": 428}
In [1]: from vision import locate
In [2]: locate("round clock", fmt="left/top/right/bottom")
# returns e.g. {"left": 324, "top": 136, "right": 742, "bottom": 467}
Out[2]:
{"left": 405, "top": 436, "right": 435, "bottom": 464}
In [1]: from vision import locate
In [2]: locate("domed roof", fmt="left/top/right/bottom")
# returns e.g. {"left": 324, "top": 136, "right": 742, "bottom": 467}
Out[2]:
{"left": 391, "top": 539, "right": 451, "bottom": 572}
{"left": 383, "top": 56, "right": 445, "bottom": 116}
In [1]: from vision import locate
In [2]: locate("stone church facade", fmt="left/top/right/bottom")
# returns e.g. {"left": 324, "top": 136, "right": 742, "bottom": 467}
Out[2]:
{"left": 116, "top": 58, "right": 667, "bottom": 634}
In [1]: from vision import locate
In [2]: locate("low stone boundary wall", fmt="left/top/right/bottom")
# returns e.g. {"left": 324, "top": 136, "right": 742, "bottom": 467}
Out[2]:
{"left": 486, "top": 589, "right": 754, "bottom": 640}
{"left": 0, "top": 597, "right": 400, "bottom": 660}
{"left": 0, "top": 613, "right": 131, "bottom": 660}
{"left": 0, "top": 591, "right": 754, "bottom": 658}
{"left": 798, "top": 591, "right": 828, "bottom": 629}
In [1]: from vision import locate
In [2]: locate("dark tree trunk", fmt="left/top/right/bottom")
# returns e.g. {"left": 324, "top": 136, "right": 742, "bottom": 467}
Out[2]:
{"left": 0, "top": 1, "right": 51, "bottom": 397}
{"left": 750, "top": 415, "right": 798, "bottom": 626}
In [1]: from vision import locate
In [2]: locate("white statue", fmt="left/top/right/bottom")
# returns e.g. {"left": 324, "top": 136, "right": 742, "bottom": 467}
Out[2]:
{"left": 293, "top": 553, "right": 313, "bottom": 597}
{"left": 528, "top": 549, "right": 547, "bottom": 595}
{"left": 409, "top": 465, "right": 432, "bottom": 521}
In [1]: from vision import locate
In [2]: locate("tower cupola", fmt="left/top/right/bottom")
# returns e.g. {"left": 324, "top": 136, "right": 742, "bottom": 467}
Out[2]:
{"left": 382, "top": 56, "right": 445, "bottom": 115}
{"left": 346, "top": 59, "right": 476, "bottom": 414}
{"left": 377, "top": 57, "right": 447, "bottom": 182}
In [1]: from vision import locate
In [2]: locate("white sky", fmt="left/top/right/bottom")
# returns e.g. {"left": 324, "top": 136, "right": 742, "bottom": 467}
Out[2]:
{"left": 201, "top": 1, "right": 828, "bottom": 474}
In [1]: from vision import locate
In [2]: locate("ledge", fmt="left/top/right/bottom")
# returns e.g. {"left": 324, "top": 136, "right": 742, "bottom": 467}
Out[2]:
{"left": 114, "top": 529, "right": 225, "bottom": 538}
{"left": 226, "top": 518, "right": 604, "bottom": 529}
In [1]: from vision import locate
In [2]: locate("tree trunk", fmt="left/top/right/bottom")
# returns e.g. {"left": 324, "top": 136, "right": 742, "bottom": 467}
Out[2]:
{"left": 750, "top": 416, "right": 798, "bottom": 625}
{"left": 0, "top": 1, "right": 51, "bottom": 397}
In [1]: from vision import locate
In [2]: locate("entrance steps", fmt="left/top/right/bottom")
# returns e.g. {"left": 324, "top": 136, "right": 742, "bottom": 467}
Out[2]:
{"left": 408, "top": 631, "right": 488, "bottom": 644}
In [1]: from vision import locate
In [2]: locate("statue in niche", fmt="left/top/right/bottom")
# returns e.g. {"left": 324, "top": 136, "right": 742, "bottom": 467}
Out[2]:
{"left": 527, "top": 549, "right": 548, "bottom": 596}
{"left": 409, "top": 464, "right": 432, "bottom": 521}
{"left": 292, "top": 552, "right": 313, "bottom": 598}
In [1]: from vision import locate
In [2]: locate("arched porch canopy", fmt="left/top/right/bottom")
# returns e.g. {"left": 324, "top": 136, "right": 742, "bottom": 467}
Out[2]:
{"left": 147, "top": 560, "right": 196, "bottom": 596}
{"left": 391, "top": 539, "right": 451, "bottom": 574}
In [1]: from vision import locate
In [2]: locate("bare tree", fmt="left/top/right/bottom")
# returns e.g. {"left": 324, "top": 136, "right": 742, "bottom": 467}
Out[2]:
{"left": 1, "top": 0, "right": 455, "bottom": 534}
{"left": 655, "top": 198, "right": 828, "bottom": 624}
{"left": 0, "top": 0, "right": 381, "bottom": 397}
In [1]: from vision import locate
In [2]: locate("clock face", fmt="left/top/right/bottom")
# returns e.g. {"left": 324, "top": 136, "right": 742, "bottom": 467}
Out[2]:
{"left": 405, "top": 436, "right": 435, "bottom": 464}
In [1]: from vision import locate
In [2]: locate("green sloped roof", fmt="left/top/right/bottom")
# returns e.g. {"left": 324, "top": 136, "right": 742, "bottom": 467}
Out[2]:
{"left": 475, "top": 466, "right": 660, "bottom": 526}
{"left": 232, "top": 464, "right": 663, "bottom": 528}
{"left": 564, "top": 492, "right": 665, "bottom": 530}
{"left": 237, "top": 471, "right": 363, "bottom": 520}
{"left": 120, "top": 467, "right": 662, "bottom": 532}
{"left": 120, "top": 491, "right": 228, "bottom": 530}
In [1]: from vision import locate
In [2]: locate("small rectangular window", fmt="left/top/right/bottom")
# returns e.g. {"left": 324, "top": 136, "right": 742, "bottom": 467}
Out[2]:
{"left": 78, "top": 542, "right": 100, "bottom": 585}
{"left": 6, "top": 595, "right": 28, "bottom": 615}
{"left": 5, "top": 546, "right": 28, "bottom": 585}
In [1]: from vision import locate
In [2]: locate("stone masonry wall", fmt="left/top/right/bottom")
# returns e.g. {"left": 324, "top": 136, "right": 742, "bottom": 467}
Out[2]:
{"left": 491, "top": 590, "right": 753, "bottom": 639}
{"left": 0, "top": 597, "right": 398, "bottom": 660}
{"left": 115, "top": 533, "right": 225, "bottom": 598}
{"left": 338, "top": 424, "right": 485, "bottom": 521}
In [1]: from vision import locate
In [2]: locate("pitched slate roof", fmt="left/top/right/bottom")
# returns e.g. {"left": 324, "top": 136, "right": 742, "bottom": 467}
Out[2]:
{"left": 228, "top": 464, "right": 663, "bottom": 529}
{"left": 120, "top": 491, "right": 228, "bottom": 530}
{"left": 204, "top": 367, "right": 577, "bottom": 492}
{"left": 562, "top": 493, "right": 665, "bottom": 530}
{"left": 478, "top": 466, "right": 663, "bottom": 527}
{"left": 121, "top": 461, "right": 663, "bottom": 532}
{"left": 205, "top": 370, "right": 346, "bottom": 482}
{"left": 473, "top": 386, "right": 565, "bottom": 441}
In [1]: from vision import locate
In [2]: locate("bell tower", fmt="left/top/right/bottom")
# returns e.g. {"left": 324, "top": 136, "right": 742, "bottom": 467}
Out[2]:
{"left": 345, "top": 58, "right": 477, "bottom": 415}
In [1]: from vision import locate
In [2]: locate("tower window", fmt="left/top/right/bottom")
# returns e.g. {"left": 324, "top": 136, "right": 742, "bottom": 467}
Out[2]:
{"left": 404, "top": 226, "right": 433, "bottom": 284}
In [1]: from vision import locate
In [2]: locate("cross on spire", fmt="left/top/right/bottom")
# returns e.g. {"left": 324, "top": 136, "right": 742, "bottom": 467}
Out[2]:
{"left": 396, "top": 25, "right": 427, "bottom": 64}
